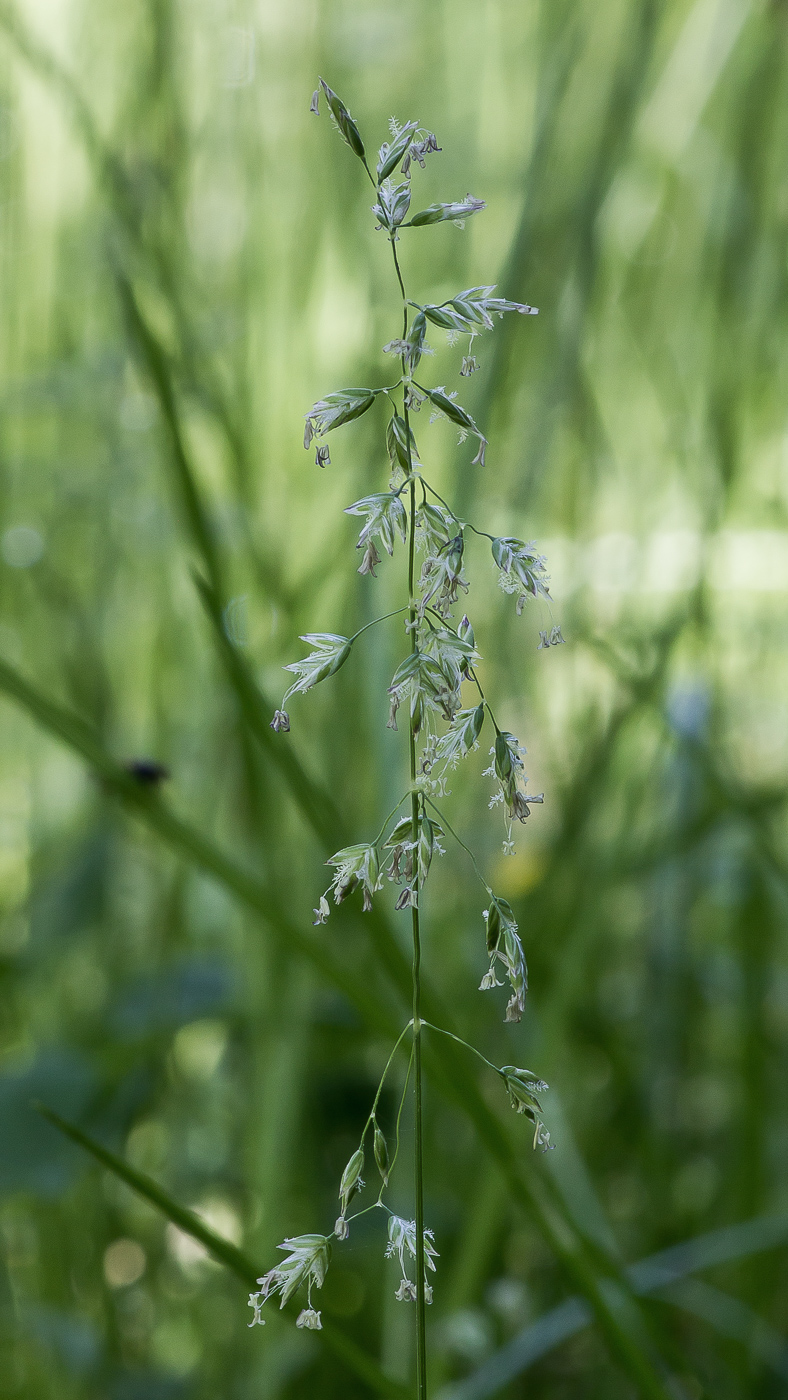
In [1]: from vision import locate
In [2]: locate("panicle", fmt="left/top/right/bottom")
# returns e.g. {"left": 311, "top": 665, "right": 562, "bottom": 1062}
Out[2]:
{"left": 248, "top": 1234, "right": 332, "bottom": 1327}
{"left": 282, "top": 634, "right": 353, "bottom": 702}
{"left": 408, "top": 194, "right": 486, "bottom": 227}
{"left": 500, "top": 1067, "right": 552, "bottom": 1151}
{"left": 317, "top": 78, "right": 366, "bottom": 161}
{"left": 385, "top": 1216, "right": 438, "bottom": 1302}
{"left": 491, "top": 536, "right": 551, "bottom": 610}
{"left": 326, "top": 843, "right": 382, "bottom": 910}
{"left": 248, "top": 83, "right": 556, "bottom": 1344}
{"left": 538, "top": 625, "right": 566, "bottom": 648}
{"left": 338, "top": 1146, "right": 365, "bottom": 1216}
{"left": 296, "top": 1308, "right": 322, "bottom": 1329}
{"left": 304, "top": 387, "right": 376, "bottom": 449}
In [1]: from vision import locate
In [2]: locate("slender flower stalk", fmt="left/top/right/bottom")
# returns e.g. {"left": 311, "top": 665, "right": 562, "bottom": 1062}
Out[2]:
{"left": 401, "top": 274, "right": 429, "bottom": 1393}
{"left": 260, "top": 83, "right": 560, "bottom": 1394}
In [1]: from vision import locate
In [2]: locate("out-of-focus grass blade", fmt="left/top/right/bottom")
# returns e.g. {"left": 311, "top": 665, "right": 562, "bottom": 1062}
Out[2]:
{"left": 661, "top": 1279, "right": 788, "bottom": 1381}
{"left": 425, "top": 1072, "right": 674, "bottom": 1400}
{"left": 0, "top": 654, "right": 398, "bottom": 1034}
{"left": 35, "top": 1104, "right": 410, "bottom": 1400}
{"left": 629, "top": 1215, "right": 788, "bottom": 1292}
{"left": 115, "top": 274, "right": 224, "bottom": 596}
{"left": 438, "top": 1215, "right": 788, "bottom": 1399}
{"left": 36, "top": 1103, "right": 258, "bottom": 1282}
{"left": 118, "top": 271, "right": 345, "bottom": 849}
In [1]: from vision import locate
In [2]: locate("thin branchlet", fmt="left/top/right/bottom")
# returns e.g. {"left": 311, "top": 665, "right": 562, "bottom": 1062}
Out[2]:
{"left": 258, "top": 79, "right": 556, "bottom": 1381}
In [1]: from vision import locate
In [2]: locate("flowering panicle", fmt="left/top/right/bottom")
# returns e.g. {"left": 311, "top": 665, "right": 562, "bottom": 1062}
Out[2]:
{"left": 483, "top": 730, "right": 544, "bottom": 849}
{"left": 325, "top": 843, "right": 381, "bottom": 912}
{"left": 281, "top": 633, "right": 353, "bottom": 704}
{"left": 407, "top": 194, "right": 486, "bottom": 228}
{"left": 248, "top": 1235, "right": 331, "bottom": 1331}
{"left": 425, "top": 387, "right": 487, "bottom": 466}
{"left": 345, "top": 492, "right": 407, "bottom": 576}
{"left": 384, "top": 813, "right": 445, "bottom": 905}
{"left": 256, "top": 77, "right": 558, "bottom": 1345}
{"left": 500, "top": 1067, "right": 552, "bottom": 1151}
{"left": 304, "top": 387, "right": 377, "bottom": 452}
{"left": 481, "top": 895, "right": 529, "bottom": 1023}
{"left": 491, "top": 536, "right": 551, "bottom": 612}
{"left": 386, "top": 1216, "right": 439, "bottom": 1304}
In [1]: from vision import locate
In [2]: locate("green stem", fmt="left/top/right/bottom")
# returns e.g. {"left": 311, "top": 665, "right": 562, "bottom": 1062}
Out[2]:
{"left": 350, "top": 607, "right": 408, "bottom": 643}
{"left": 342, "top": 1201, "right": 390, "bottom": 1228}
{"left": 420, "top": 478, "right": 496, "bottom": 543}
{"left": 421, "top": 1021, "right": 503, "bottom": 1079}
{"left": 372, "top": 794, "right": 413, "bottom": 849}
{"left": 366, "top": 1020, "right": 415, "bottom": 1129}
{"left": 424, "top": 796, "right": 492, "bottom": 898}
{"left": 385, "top": 1043, "right": 415, "bottom": 1192}
{"left": 391, "top": 233, "right": 428, "bottom": 1400}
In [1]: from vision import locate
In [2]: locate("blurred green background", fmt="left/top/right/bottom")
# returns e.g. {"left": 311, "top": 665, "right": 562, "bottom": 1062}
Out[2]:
{"left": 1, "top": 0, "right": 788, "bottom": 1396}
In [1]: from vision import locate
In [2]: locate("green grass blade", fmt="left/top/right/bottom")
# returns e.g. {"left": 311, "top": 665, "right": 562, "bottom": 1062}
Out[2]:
{"left": 442, "top": 1216, "right": 788, "bottom": 1398}
{"left": 0, "top": 653, "right": 399, "bottom": 1032}
{"left": 118, "top": 271, "right": 347, "bottom": 849}
{"left": 35, "top": 1103, "right": 259, "bottom": 1283}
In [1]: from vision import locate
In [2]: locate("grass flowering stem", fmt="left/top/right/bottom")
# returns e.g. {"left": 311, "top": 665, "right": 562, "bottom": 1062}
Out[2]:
{"left": 424, "top": 796, "right": 493, "bottom": 898}
{"left": 421, "top": 1021, "right": 503, "bottom": 1079}
{"left": 372, "top": 795, "right": 413, "bottom": 848}
{"left": 350, "top": 607, "right": 409, "bottom": 644}
{"left": 364, "top": 1020, "right": 415, "bottom": 1131}
{"left": 386, "top": 1043, "right": 415, "bottom": 1192}
{"left": 391, "top": 229, "right": 429, "bottom": 1400}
